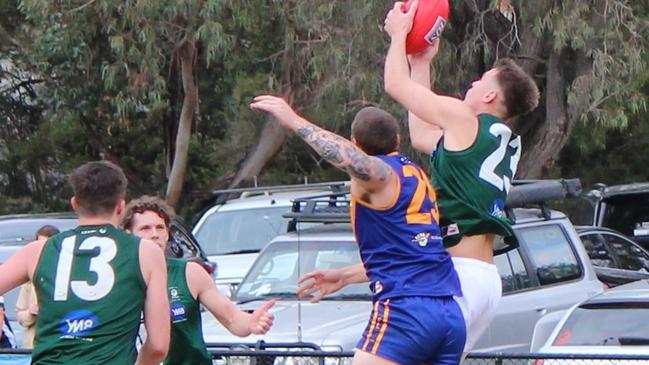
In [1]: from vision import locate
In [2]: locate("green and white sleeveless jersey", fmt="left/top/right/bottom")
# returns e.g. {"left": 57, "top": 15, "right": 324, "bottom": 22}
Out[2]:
{"left": 32, "top": 224, "right": 146, "bottom": 365}
{"left": 430, "top": 113, "right": 521, "bottom": 254}
{"left": 164, "top": 259, "right": 211, "bottom": 365}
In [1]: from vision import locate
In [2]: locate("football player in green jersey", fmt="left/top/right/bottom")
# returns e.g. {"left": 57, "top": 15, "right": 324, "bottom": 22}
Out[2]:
{"left": 121, "top": 195, "right": 275, "bottom": 365}
{"left": 383, "top": 1, "right": 540, "bottom": 353}
{"left": 0, "top": 161, "right": 170, "bottom": 365}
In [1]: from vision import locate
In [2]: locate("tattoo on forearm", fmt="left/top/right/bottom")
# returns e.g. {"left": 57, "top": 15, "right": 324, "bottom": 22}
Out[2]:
{"left": 294, "top": 124, "right": 390, "bottom": 183}
{"left": 343, "top": 146, "right": 374, "bottom": 181}
{"left": 296, "top": 127, "right": 317, "bottom": 140}
{"left": 313, "top": 137, "right": 344, "bottom": 164}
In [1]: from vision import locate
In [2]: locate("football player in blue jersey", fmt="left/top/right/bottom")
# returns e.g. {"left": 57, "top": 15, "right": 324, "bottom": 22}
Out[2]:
{"left": 251, "top": 96, "right": 465, "bottom": 365}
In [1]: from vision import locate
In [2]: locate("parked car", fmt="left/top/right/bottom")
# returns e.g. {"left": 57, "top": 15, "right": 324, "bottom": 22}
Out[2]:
{"left": 534, "top": 279, "right": 649, "bottom": 364}
{"left": 576, "top": 226, "right": 649, "bottom": 287}
{"left": 571, "top": 182, "right": 649, "bottom": 250}
{"left": 202, "top": 180, "right": 604, "bottom": 354}
{"left": 191, "top": 181, "right": 348, "bottom": 296}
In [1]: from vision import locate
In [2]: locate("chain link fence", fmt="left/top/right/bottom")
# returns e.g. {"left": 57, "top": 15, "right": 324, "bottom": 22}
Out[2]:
{"left": 3, "top": 347, "right": 649, "bottom": 364}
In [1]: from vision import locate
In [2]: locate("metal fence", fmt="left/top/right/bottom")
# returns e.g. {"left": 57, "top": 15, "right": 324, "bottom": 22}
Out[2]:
{"left": 3, "top": 347, "right": 649, "bottom": 365}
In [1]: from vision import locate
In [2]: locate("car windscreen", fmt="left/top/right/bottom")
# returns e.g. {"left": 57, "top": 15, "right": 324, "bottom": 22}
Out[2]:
{"left": 554, "top": 304, "right": 649, "bottom": 346}
{"left": 602, "top": 194, "right": 649, "bottom": 238}
{"left": 235, "top": 240, "right": 371, "bottom": 302}
{"left": 0, "top": 218, "right": 77, "bottom": 245}
{"left": 193, "top": 206, "right": 288, "bottom": 255}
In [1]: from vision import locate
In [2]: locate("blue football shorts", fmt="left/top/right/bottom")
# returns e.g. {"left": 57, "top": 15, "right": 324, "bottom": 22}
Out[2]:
{"left": 356, "top": 296, "right": 466, "bottom": 365}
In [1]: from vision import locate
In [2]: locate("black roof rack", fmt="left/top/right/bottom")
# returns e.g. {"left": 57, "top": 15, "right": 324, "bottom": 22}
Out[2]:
{"left": 283, "top": 179, "right": 582, "bottom": 228}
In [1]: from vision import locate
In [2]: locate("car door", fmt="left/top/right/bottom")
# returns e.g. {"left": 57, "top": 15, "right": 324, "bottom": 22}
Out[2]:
{"left": 601, "top": 232, "right": 649, "bottom": 272}
{"left": 475, "top": 248, "right": 539, "bottom": 352}
{"left": 475, "top": 223, "right": 602, "bottom": 352}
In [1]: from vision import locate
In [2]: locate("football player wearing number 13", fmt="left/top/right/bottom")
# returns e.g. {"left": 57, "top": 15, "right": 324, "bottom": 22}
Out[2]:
{"left": 250, "top": 96, "right": 466, "bottom": 365}
{"left": 384, "top": 1, "right": 540, "bottom": 353}
{"left": 0, "top": 161, "right": 170, "bottom": 365}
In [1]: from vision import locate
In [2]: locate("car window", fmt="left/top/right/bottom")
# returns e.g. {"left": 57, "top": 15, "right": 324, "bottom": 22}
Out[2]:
{"left": 0, "top": 218, "right": 77, "bottom": 245}
{"left": 494, "top": 253, "right": 515, "bottom": 293}
{"left": 603, "top": 233, "right": 649, "bottom": 271}
{"left": 518, "top": 224, "right": 581, "bottom": 285}
{"left": 601, "top": 193, "right": 649, "bottom": 237}
{"left": 509, "top": 249, "right": 534, "bottom": 290}
{"left": 580, "top": 233, "right": 616, "bottom": 268}
{"left": 235, "top": 240, "right": 371, "bottom": 301}
{"left": 554, "top": 305, "right": 649, "bottom": 346}
{"left": 193, "top": 206, "right": 288, "bottom": 255}
{"left": 495, "top": 249, "right": 534, "bottom": 293}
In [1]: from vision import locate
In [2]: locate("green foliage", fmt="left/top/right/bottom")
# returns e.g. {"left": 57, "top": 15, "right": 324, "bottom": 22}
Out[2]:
{"left": 2, "top": 0, "right": 649, "bottom": 219}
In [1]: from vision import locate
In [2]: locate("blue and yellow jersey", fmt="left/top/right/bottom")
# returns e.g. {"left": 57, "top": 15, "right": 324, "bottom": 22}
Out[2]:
{"left": 351, "top": 153, "right": 462, "bottom": 301}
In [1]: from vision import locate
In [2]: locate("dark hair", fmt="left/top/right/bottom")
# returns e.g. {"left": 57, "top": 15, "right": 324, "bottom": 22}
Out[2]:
{"left": 494, "top": 58, "right": 540, "bottom": 119}
{"left": 120, "top": 195, "right": 175, "bottom": 231}
{"left": 35, "top": 225, "right": 60, "bottom": 239}
{"left": 351, "top": 107, "right": 399, "bottom": 155}
{"left": 68, "top": 161, "right": 127, "bottom": 217}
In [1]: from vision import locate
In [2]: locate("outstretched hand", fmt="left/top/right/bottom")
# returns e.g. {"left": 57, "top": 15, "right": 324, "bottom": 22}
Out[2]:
{"left": 250, "top": 95, "right": 301, "bottom": 129}
{"left": 384, "top": 1, "right": 418, "bottom": 39}
{"left": 248, "top": 299, "right": 275, "bottom": 335}
{"left": 297, "top": 269, "right": 345, "bottom": 303}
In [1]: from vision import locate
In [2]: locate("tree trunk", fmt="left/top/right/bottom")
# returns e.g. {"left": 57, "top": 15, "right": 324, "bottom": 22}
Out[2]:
{"left": 517, "top": 48, "right": 570, "bottom": 178}
{"left": 227, "top": 118, "right": 289, "bottom": 188}
{"left": 165, "top": 38, "right": 198, "bottom": 207}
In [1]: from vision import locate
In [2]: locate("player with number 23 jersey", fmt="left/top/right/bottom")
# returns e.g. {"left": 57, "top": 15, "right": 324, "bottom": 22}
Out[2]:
{"left": 430, "top": 113, "right": 521, "bottom": 254}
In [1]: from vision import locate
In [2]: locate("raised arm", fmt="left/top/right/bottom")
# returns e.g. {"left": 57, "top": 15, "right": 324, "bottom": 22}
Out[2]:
{"left": 186, "top": 262, "right": 274, "bottom": 337}
{"left": 408, "top": 43, "right": 443, "bottom": 155}
{"left": 250, "top": 95, "right": 395, "bottom": 193}
{"left": 383, "top": 2, "right": 476, "bottom": 148}
{"left": 137, "top": 240, "right": 170, "bottom": 365}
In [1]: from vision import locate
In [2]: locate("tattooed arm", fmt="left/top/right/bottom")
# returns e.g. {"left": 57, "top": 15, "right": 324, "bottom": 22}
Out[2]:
{"left": 250, "top": 95, "right": 394, "bottom": 191}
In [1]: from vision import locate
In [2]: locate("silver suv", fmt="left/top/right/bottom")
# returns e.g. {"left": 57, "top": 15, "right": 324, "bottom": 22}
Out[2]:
{"left": 201, "top": 180, "right": 604, "bottom": 354}
{"left": 191, "top": 182, "right": 348, "bottom": 296}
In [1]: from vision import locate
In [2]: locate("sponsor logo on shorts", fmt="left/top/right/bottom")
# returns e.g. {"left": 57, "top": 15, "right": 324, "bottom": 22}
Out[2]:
{"left": 373, "top": 281, "right": 384, "bottom": 294}
{"left": 60, "top": 310, "right": 99, "bottom": 337}
{"left": 171, "top": 303, "right": 188, "bottom": 323}
{"left": 425, "top": 17, "right": 447, "bottom": 44}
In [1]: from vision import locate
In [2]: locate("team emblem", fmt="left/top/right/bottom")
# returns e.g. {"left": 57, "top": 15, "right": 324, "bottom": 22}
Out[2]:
{"left": 412, "top": 232, "right": 431, "bottom": 247}
{"left": 373, "top": 281, "right": 383, "bottom": 294}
